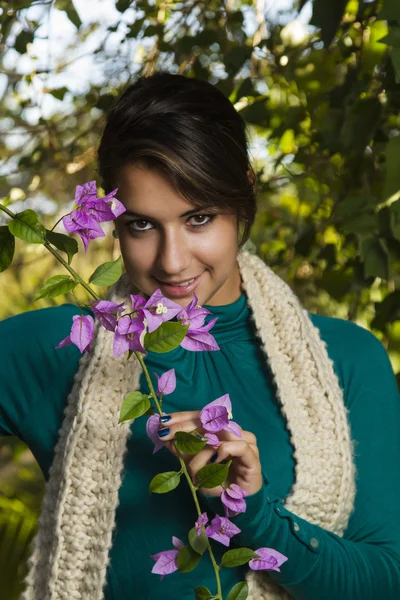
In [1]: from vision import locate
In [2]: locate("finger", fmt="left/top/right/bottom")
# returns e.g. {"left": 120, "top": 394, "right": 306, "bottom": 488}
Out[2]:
{"left": 157, "top": 418, "right": 202, "bottom": 442}
{"left": 159, "top": 410, "right": 201, "bottom": 425}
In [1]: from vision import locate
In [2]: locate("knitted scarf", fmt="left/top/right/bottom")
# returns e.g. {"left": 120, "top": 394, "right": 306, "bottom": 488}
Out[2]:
{"left": 21, "top": 249, "right": 356, "bottom": 600}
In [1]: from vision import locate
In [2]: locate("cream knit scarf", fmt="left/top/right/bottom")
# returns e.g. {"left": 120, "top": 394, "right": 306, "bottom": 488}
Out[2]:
{"left": 21, "top": 250, "right": 356, "bottom": 600}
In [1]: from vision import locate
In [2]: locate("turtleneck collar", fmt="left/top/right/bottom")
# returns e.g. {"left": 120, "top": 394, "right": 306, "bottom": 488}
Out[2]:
{"left": 203, "top": 291, "right": 255, "bottom": 345}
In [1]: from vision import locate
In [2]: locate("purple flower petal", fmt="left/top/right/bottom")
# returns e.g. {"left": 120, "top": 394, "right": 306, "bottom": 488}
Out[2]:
{"left": 225, "top": 420, "right": 242, "bottom": 438}
{"left": 70, "top": 314, "right": 95, "bottom": 353}
{"left": 180, "top": 330, "right": 220, "bottom": 352}
{"left": 195, "top": 512, "right": 209, "bottom": 535}
{"left": 203, "top": 433, "right": 220, "bottom": 447}
{"left": 205, "top": 515, "right": 241, "bottom": 547}
{"left": 221, "top": 488, "right": 247, "bottom": 515}
{"left": 56, "top": 335, "right": 72, "bottom": 349}
{"left": 203, "top": 394, "right": 232, "bottom": 416}
{"left": 75, "top": 181, "right": 97, "bottom": 205}
{"left": 146, "top": 415, "right": 164, "bottom": 453}
{"left": 90, "top": 300, "right": 125, "bottom": 332}
{"left": 151, "top": 549, "right": 179, "bottom": 578}
{"left": 154, "top": 369, "right": 176, "bottom": 395}
{"left": 172, "top": 536, "right": 185, "bottom": 550}
{"left": 130, "top": 294, "right": 146, "bottom": 311}
{"left": 248, "top": 548, "right": 288, "bottom": 572}
{"left": 200, "top": 405, "right": 229, "bottom": 433}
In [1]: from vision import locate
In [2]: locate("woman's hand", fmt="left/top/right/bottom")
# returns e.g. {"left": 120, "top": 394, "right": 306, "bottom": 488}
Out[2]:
{"left": 157, "top": 410, "right": 262, "bottom": 497}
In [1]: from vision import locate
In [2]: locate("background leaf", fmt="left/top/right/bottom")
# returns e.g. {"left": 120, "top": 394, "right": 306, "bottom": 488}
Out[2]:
{"left": 0, "top": 227, "right": 15, "bottom": 272}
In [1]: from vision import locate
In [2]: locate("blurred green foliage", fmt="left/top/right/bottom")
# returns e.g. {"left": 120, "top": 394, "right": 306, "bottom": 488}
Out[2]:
{"left": 1, "top": 0, "right": 400, "bottom": 596}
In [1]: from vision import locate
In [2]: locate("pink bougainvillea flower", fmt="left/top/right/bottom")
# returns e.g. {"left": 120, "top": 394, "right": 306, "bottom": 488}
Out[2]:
{"left": 146, "top": 414, "right": 165, "bottom": 454}
{"left": 151, "top": 536, "right": 184, "bottom": 580}
{"left": 154, "top": 368, "right": 176, "bottom": 395}
{"left": 130, "top": 294, "right": 147, "bottom": 312}
{"left": 221, "top": 484, "right": 249, "bottom": 518}
{"left": 141, "top": 289, "right": 182, "bottom": 333}
{"left": 56, "top": 314, "right": 95, "bottom": 353}
{"left": 205, "top": 514, "right": 241, "bottom": 547}
{"left": 175, "top": 293, "right": 219, "bottom": 352}
{"left": 200, "top": 394, "right": 241, "bottom": 438}
{"left": 90, "top": 300, "right": 126, "bottom": 332}
{"left": 248, "top": 548, "right": 288, "bottom": 572}
{"left": 74, "top": 180, "right": 97, "bottom": 205}
{"left": 62, "top": 210, "right": 105, "bottom": 251}
{"left": 177, "top": 293, "right": 212, "bottom": 329}
{"left": 113, "top": 315, "right": 146, "bottom": 358}
{"left": 202, "top": 432, "right": 220, "bottom": 447}
{"left": 200, "top": 404, "right": 229, "bottom": 433}
{"left": 195, "top": 512, "right": 209, "bottom": 536}
{"left": 80, "top": 192, "right": 126, "bottom": 223}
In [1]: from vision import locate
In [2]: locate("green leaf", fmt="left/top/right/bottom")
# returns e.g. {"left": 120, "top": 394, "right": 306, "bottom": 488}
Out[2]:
{"left": 383, "top": 136, "right": 400, "bottom": 201}
{"left": 310, "top": 0, "right": 348, "bottom": 47}
{"left": 175, "top": 432, "right": 207, "bottom": 455}
{"left": 195, "top": 586, "right": 212, "bottom": 600}
{"left": 392, "top": 48, "right": 400, "bottom": 78}
{"left": 15, "top": 30, "right": 34, "bottom": 54}
{"left": 188, "top": 527, "right": 208, "bottom": 555}
{"left": 340, "top": 213, "right": 378, "bottom": 236}
{"left": 35, "top": 275, "right": 77, "bottom": 300}
{"left": 55, "top": 0, "right": 82, "bottom": 29}
{"left": 177, "top": 544, "right": 201, "bottom": 573}
{"left": 334, "top": 195, "right": 378, "bottom": 220}
{"left": 149, "top": 471, "right": 181, "bottom": 494}
{"left": 144, "top": 321, "right": 189, "bottom": 353}
{"left": 48, "top": 86, "right": 69, "bottom": 101}
{"left": 390, "top": 199, "right": 400, "bottom": 240}
{"left": 360, "top": 237, "right": 389, "bottom": 280}
{"left": 378, "top": 25, "right": 400, "bottom": 48}
{"left": 196, "top": 461, "right": 231, "bottom": 489}
{"left": 221, "top": 548, "right": 260, "bottom": 568}
{"left": 0, "top": 226, "right": 15, "bottom": 272}
{"left": 8, "top": 209, "right": 46, "bottom": 244}
{"left": 119, "top": 392, "right": 150, "bottom": 423}
{"left": 45, "top": 229, "right": 78, "bottom": 264}
{"left": 379, "top": 0, "right": 400, "bottom": 21}
{"left": 89, "top": 256, "right": 123, "bottom": 286}
{"left": 116, "top": 0, "right": 132, "bottom": 12}
{"left": 226, "top": 581, "right": 249, "bottom": 600}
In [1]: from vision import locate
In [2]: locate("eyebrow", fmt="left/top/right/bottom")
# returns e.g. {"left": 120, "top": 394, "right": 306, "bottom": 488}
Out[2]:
{"left": 121, "top": 207, "right": 214, "bottom": 219}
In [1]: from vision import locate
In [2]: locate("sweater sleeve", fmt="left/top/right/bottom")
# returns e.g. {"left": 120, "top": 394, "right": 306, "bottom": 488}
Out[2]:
{"left": 0, "top": 304, "right": 88, "bottom": 477}
{"left": 204, "top": 321, "right": 400, "bottom": 600}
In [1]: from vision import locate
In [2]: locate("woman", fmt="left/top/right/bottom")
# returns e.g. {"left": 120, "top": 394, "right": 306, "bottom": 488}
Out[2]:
{"left": 1, "top": 72, "right": 399, "bottom": 600}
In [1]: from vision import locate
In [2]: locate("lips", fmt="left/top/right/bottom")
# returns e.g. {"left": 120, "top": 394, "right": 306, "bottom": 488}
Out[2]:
{"left": 155, "top": 273, "right": 203, "bottom": 298}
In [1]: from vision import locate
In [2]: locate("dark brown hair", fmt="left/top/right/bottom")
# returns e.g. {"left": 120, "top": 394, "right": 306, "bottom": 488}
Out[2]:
{"left": 97, "top": 71, "right": 257, "bottom": 247}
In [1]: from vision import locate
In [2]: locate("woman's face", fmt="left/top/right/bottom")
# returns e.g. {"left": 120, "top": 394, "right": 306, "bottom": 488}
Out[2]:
{"left": 115, "top": 164, "right": 242, "bottom": 308}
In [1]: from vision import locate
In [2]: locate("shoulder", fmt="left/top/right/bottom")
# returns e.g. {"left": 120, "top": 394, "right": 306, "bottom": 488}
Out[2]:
{"left": 309, "top": 312, "right": 397, "bottom": 407}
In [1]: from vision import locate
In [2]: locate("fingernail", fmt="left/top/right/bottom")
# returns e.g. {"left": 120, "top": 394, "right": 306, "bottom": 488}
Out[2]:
{"left": 210, "top": 452, "right": 218, "bottom": 463}
{"left": 160, "top": 415, "right": 171, "bottom": 423}
{"left": 158, "top": 427, "right": 170, "bottom": 438}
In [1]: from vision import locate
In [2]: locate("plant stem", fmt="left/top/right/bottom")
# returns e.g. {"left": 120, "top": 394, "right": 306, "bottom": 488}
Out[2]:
{"left": 137, "top": 355, "right": 223, "bottom": 599}
{"left": 135, "top": 352, "right": 162, "bottom": 415}
{"left": 176, "top": 449, "right": 223, "bottom": 600}
{"left": 44, "top": 242, "right": 100, "bottom": 300}
{"left": 0, "top": 203, "right": 100, "bottom": 301}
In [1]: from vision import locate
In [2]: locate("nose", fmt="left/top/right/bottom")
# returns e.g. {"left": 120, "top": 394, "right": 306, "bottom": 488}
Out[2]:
{"left": 155, "top": 227, "right": 191, "bottom": 278}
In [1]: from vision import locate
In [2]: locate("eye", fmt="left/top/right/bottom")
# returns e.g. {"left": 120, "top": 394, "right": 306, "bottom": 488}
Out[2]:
{"left": 188, "top": 214, "right": 215, "bottom": 228}
{"left": 126, "top": 214, "right": 216, "bottom": 235}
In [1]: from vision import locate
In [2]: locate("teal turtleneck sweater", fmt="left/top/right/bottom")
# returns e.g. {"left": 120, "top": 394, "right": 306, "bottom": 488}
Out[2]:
{"left": 1, "top": 293, "right": 400, "bottom": 599}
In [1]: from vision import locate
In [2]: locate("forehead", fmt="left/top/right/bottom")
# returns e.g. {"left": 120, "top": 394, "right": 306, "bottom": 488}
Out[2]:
{"left": 116, "top": 163, "right": 197, "bottom": 217}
